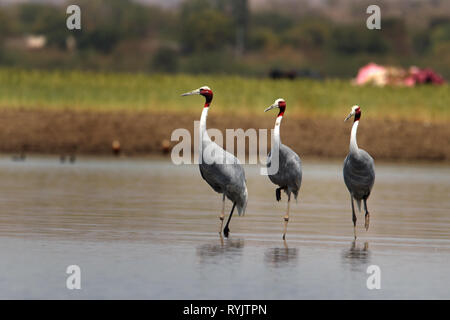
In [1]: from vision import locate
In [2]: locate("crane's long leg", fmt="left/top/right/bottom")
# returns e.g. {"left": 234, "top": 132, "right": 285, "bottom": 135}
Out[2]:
{"left": 351, "top": 195, "right": 357, "bottom": 239}
{"left": 282, "top": 194, "right": 291, "bottom": 240}
{"left": 363, "top": 198, "right": 370, "bottom": 231}
{"left": 218, "top": 194, "right": 225, "bottom": 234}
{"left": 223, "top": 202, "right": 236, "bottom": 238}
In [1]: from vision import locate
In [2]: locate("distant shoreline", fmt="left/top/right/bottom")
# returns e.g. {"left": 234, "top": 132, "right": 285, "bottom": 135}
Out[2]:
{"left": 0, "top": 108, "right": 448, "bottom": 162}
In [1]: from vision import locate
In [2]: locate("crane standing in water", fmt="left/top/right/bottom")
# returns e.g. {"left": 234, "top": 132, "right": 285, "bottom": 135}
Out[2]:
{"left": 265, "top": 98, "right": 302, "bottom": 240}
{"left": 182, "top": 86, "right": 248, "bottom": 238}
{"left": 343, "top": 105, "right": 375, "bottom": 239}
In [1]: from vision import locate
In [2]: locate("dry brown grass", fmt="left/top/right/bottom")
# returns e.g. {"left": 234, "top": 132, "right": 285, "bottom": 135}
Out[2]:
{"left": 0, "top": 109, "right": 448, "bottom": 161}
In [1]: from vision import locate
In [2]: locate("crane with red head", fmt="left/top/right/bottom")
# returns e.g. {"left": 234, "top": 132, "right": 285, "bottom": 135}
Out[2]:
{"left": 182, "top": 86, "right": 248, "bottom": 238}
{"left": 343, "top": 105, "right": 375, "bottom": 238}
{"left": 265, "top": 98, "right": 303, "bottom": 240}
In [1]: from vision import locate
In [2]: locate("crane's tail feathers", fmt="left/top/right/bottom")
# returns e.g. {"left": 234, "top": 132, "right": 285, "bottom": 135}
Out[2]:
{"left": 237, "top": 186, "right": 248, "bottom": 216}
{"left": 356, "top": 199, "right": 362, "bottom": 213}
{"left": 237, "top": 203, "right": 246, "bottom": 216}
{"left": 293, "top": 190, "right": 299, "bottom": 203}
{"left": 276, "top": 188, "right": 281, "bottom": 201}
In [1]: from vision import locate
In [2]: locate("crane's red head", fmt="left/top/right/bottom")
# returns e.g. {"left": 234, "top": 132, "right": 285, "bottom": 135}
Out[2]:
{"left": 344, "top": 105, "right": 361, "bottom": 122}
{"left": 181, "top": 86, "right": 213, "bottom": 107}
{"left": 264, "top": 98, "right": 286, "bottom": 117}
{"left": 199, "top": 87, "right": 213, "bottom": 106}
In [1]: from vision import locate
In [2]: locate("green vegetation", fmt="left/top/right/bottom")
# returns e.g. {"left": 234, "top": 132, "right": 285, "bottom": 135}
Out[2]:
{"left": 0, "top": 68, "right": 447, "bottom": 122}
{"left": 0, "top": 0, "right": 449, "bottom": 78}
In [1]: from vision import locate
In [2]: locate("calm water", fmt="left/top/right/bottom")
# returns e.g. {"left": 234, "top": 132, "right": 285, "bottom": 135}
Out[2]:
{"left": 0, "top": 156, "right": 449, "bottom": 299}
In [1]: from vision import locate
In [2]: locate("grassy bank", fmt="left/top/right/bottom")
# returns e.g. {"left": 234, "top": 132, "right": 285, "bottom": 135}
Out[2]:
{"left": 0, "top": 68, "right": 448, "bottom": 122}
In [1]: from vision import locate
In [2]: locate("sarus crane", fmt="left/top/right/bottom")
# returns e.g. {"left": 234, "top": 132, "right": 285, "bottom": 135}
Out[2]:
{"left": 182, "top": 86, "right": 248, "bottom": 238}
{"left": 265, "top": 98, "right": 302, "bottom": 240}
{"left": 343, "top": 105, "right": 375, "bottom": 239}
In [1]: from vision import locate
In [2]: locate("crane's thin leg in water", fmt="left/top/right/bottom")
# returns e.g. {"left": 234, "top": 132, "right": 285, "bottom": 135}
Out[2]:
{"left": 219, "top": 194, "right": 225, "bottom": 234}
{"left": 223, "top": 203, "right": 236, "bottom": 238}
{"left": 351, "top": 195, "right": 357, "bottom": 239}
{"left": 364, "top": 198, "right": 370, "bottom": 231}
{"left": 283, "top": 194, "right": 291, "bottom": 240}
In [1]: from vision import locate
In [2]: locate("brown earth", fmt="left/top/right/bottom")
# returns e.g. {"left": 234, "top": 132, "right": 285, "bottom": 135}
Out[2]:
{"left": 0, "top": 108, "right": 449, "bottom": 161}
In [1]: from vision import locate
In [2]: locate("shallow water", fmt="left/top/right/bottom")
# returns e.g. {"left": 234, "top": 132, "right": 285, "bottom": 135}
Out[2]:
{"left": 0, "top": 156, "right": 449, "bottom": 299}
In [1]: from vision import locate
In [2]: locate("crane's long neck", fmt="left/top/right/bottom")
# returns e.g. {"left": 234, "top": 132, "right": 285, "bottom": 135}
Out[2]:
{"left": 199, "top": 103, "right": 210, "bottom": 139}
{"left": 273, "top": 114, "right": 283, "bottom": 151}
{"left": 349, "top": 120, "right": 359, "bottom": 155}
{"left": 199, "top": 102, "right": 211, "bottom": 163}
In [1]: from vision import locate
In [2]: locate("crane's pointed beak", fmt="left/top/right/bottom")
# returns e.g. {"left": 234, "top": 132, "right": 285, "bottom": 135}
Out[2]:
{"left": 181, "top": 89, "right": 200, "bottom": 97}
{"left": 344, "top": 112, "right": 354, "bottom": 122}
{"left": 264, "top": 104, "right": 277, "bottom": 112}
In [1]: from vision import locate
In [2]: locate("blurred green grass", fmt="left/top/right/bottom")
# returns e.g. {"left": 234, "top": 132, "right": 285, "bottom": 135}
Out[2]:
{"left": 0, "top": 68, "right": 448, "bottom": 122}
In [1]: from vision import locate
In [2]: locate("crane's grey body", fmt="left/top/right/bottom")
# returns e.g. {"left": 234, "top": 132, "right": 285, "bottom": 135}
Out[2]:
{"left": 343, "top": 149, "right": 375, "bottom": 208}
{"left": 200, "top": 138, "right": 248, "bottom": 216}
{"left": 267, "top": 144, "right": 302, "bottom": 201}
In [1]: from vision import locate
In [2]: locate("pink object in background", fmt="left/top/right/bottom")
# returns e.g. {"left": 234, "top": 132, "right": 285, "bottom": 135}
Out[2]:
{"left": 355, "top": 63, "right": 445, "bottom": 86}
{"left": 409, "top": 67, "right": 445, "bottom": 85}
{"left": 354, "top": 62, "right": 387, "bottom": 86}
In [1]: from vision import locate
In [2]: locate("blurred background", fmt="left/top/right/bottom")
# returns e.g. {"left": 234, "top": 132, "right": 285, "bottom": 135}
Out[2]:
{"left": 0, "top": 0, "right": 448, "bottom": 160}
{"left": 0, "top": 0, "right": 449, "bottom": 77}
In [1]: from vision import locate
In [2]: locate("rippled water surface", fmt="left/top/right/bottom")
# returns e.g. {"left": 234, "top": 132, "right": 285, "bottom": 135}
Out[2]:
{"left": 0, "top": 156, "right": 449, "bottom": 299}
